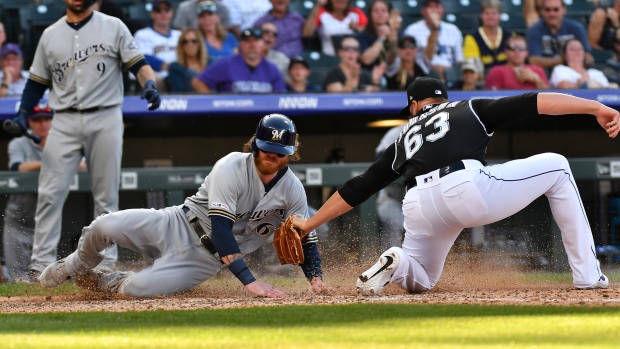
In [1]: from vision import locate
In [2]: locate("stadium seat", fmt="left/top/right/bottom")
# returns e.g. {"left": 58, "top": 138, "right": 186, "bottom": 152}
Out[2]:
{"left": 390, "top": 0, "right": 422, "bottom": 15}
{"left": 500, "top": 0, "right": 524, "bottom": 14}
{"left": 400, "top": 14, "right": 422, "bottom": 28}
{"left": 288, "top": 0, "right": 313, "bottom": 18}
{"left": 592, "top": 48, "right": 614, "bottom": 63}
{"left": 127, "top": 3, "right": 152, "bottom": 30}
{"left": 442, "top": 0, "right": 481, "bottom": 14}
{"left": 353, "top": 0, "right": 369, "bottom": 10}
{"left": 303, "top": 50, "right": 339, "bottom": 86}
{"left": 565, "top": 0, "right": 596, "bottom": 15}
{"left": 445, "top": 13, "right": 480, "bottom": 32}
{"left": 500, "top": 12, "right": 526, "bottom": 34}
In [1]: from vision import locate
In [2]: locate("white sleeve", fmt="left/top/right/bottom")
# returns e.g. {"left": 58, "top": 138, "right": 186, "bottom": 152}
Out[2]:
{"left": 549, "top": 65, "right": 577, "bottom": 87}
{"left": 588, "top": 69, "right": 610, "bottom": 87}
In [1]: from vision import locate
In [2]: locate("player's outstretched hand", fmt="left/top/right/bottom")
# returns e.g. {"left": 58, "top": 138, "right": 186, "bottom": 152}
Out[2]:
{"left": 596, "top": 103, "right": 619, "bottom": 138}
{"left": 310, "top": 276, "right": 333, "bottom": 295}
{"left": 140, "top": 80, "right": 161, "bottom": 111}
{"left": 245, "top": 280, "right": 287, "bottom": 298}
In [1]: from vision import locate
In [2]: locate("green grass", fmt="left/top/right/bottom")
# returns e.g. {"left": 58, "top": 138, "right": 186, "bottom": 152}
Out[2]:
{"left": 1, "top": 304, "right": 619, "bottom": 348}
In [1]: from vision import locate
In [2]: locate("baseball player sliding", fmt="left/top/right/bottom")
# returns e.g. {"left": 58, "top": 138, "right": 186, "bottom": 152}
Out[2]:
{"left": 293, "top": 77, "right": 618, "bottom": 295}
{"left": 39, "top": 114, "right": 329, "bottom": 298}
{"left": 3, "top": 0, "right": 161, "bottom": 281}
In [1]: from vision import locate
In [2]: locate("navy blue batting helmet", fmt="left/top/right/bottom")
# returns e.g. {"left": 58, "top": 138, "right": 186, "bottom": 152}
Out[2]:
{"left": 252, "top": 114, "right": 296, "bottom": 156}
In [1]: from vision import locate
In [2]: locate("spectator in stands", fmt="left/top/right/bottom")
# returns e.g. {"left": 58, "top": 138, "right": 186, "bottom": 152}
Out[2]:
{"left": 254, "top": 0, "right": 306, "bottom": 58}
{"left": 323, "top": 35, "right": 384, "bottom": 92}
{"left": 133, "top": 0, "right": 181, "bottom": 91}
{"left": 286, "top": 55, "right": 321, "bottom": 92}
{"left": 463, "top": 0, "right": 512, "bottom": 70}
{"left": 174, "top": 0, "right": 232, "bottom": 31}
{"left": 550, "top": 38, "right": 614, "bottom": 89}
{"left": 403, "top": 0, "right": 463, "bottom": 82}
{"left": 197, "top": 1, "right": 239, "bottom": 63}
{"left": 384, "top": 35, "right": 428, "bottom": 91}
{"left": 192, "top": 28, "right": 286, "bottom": 93}
{"left": 0, "top": 22, "right": 6, "bottom": 53}
{"left": 587, "top": 0, "right": 620, "bottom": 64}
{"left": 259, "top": 22, "right": 290, "bottom": 81}
{"left": 303, "top": 0, "right": 368, "bottom": 56}
{"left": 526, "top": 0, "right": 593, "bottom": 71}
{"left": 524, "top": 0, "right": 544, "bottom": 29}
{"left": 485, "top": 35, "right": 549, "bottom": 90}
{"left": 357, "top": 0, "right": 401, "bottom": 70}
{"left": 449, "top": 57, "right": 485, "bottom": 91}
{"left": 168, "top": 28, "right": 209, "bottom": 92}
{"left": 0, "top": 43, "right": 30, "bottom": 98}
{"left": 224, "top": 0, "right": 273, "bottom": 36}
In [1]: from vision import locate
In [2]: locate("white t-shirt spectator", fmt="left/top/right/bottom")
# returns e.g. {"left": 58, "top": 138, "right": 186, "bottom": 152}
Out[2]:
{"left": 549, "top": 65, "right": 610, "bottom": 88}
{"left": 224, "top": 0, "right": 272, "bottom": 31}
{"left": 315, "top": 7, "right": 368, "bottom": 56}
{"left": 403, "top": 20, "right": 463, "bottom": 68}
{"left": 133, "top": 27, "right": 182, "bottom": 80}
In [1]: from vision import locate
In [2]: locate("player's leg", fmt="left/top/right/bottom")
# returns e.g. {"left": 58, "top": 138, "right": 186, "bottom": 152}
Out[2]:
{"left": 376, "top": 193, "right": 405, "bottom": 249}
{"left": 2, "top": 212, "right": 34, "bottom": 282}
{"left": 82, "top": 107, "right": 124, "bottom": 269}
{"left": 30, "top": 112, "right": 84, "bottom": 272}
{"left": 116, "top": 246, "right": 221, "bottom": 297}
{"left": 473, "top": 153, "right": 606, "bottom": 288}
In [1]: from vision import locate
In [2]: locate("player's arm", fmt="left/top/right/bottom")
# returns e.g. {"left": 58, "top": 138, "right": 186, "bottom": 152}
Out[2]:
{"left": 296, "top": 144, "right": 401, "bottom": 234}
{"left": 192, "top": 77, "right": 211, "bottom": 93}
{"left": 537, "top": 93, "right": 619, "bottom": 138}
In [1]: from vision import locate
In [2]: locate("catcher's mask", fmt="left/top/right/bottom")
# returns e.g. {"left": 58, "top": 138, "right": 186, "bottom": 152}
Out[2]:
{"left": 252, "top": 114, "right": 296, "bottom": 157}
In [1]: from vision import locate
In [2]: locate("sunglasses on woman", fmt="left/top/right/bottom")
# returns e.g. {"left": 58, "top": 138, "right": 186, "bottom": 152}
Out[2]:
{"left": 182, "top": 38, "right": 199, "bottom": 45}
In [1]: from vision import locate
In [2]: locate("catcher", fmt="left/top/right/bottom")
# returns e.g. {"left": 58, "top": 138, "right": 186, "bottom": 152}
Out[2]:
{"left": 39, "top": 114, "right": 330, "bottom": 298}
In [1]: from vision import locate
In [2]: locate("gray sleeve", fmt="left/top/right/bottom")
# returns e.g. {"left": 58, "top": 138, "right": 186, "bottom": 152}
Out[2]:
{"left": 28, "top": 32, "right": 52, "bottom": 85}
{"left": 206, "top": 157, "right": 242, "bottom": 221}
{"left": 7, "top": 138, "right": 26, "bottom": 169}
{"left": 116, "top": 18, "right": 145, "bottom": 68}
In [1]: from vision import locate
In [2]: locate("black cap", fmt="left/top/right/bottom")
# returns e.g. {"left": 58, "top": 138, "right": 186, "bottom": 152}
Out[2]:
{"left": 398, "top": 35, "right": 417, "bottom": 49}
{"left": 399, "top": 77, "right": 448, "bottom": 116}
{"left": 240, "top": 28, "right": 263, "bottom": 40}
{"left": 288, "top": 55, "right": 309, "bottom": 69}
{"left": 422, "top": 0, "right": 443, "bottom": 7}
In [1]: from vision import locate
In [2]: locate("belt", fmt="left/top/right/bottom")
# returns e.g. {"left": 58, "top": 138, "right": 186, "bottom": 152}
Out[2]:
{"left": 405, "top": 161, "right": 466, "bottom": 191}
{"left": 57, "top": 105, "right": 117, "bottom": 114}
{"left": 182, "top": 206, "right": 218, "bottom": 255}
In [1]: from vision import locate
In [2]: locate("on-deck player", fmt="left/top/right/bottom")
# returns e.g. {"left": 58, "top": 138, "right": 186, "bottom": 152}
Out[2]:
{"left": 3, "top": 0, "right": 161, "bottom": 281}
{"left": 39, "top": 114, "right": 329, "bottom": 298}
{"left": 293, "top": 77, "right": 618, "bottom": 295}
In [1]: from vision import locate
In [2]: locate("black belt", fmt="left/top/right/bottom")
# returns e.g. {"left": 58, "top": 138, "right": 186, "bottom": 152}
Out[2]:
{"left": 182, "top": 206, "right": 218, "bottom": 255}
{"left": 405, "top": 161, "right": 466, "bottom": 191}
{"left": 57, "top": 105, "right": 117, "bottom": 114}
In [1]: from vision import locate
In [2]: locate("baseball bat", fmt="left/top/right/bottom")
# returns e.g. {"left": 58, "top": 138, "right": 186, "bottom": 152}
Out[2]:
{"left": 2, "top": 119, "right": 42, "bottom": 144}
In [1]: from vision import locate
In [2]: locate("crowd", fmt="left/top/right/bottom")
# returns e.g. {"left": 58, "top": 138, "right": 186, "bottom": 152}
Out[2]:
{"left": 2, "top": 0, "right": 620, "bottom": 98}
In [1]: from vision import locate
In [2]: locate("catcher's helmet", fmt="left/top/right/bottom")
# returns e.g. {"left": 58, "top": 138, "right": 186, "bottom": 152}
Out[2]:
{"left": 252, "top": 114, "right": 296, "bottom": 156}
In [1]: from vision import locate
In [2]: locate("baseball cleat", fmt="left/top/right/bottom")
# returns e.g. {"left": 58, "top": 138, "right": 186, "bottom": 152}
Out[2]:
{"left": 39, "top": 258, "right": 70, "bottom": 289}
{"left": 74, "top": 269, "right": 131, "bottom": 293}
{"left": 576, "top": 275, "right": 609, "bottom": 290}
{"left": 356, "top": 247, "right": 401, "bottom": 296}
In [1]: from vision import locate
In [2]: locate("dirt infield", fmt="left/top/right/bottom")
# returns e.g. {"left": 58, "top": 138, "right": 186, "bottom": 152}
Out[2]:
{"left": 1, "top": 253, "right": 618, "bottom": 314}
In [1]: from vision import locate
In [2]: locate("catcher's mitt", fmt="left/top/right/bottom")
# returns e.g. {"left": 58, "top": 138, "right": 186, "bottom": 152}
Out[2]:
{"left": 271, "top": 215, "right": 304, "bottom": 265}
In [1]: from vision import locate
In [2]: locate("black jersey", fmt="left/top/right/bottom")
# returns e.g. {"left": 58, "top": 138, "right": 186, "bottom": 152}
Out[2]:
{"left": 338, "top": 93, "right": 540, "bottom": 207}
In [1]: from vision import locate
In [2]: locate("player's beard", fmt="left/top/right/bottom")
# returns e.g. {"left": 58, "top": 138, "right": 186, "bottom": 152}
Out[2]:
{"left": 255, "top": 153, "right": 288, "bottom": 175}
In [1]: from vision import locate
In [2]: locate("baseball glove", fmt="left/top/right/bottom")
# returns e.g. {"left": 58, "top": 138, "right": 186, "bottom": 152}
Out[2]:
{"left": 271, "top": 215, "right": 305, "bottom": 265}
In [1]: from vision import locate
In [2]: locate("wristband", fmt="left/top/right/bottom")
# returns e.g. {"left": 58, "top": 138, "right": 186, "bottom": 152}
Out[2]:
{"left": 228, "top": 258, "right": 256, "bottom": 286}
{"left": 1, "top": 83, "right": 8, "bottom": 89}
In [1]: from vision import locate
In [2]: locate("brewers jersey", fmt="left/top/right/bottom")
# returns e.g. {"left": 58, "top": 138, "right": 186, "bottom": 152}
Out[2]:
{"left": 28, "top": 11, "right": 144, "bottom": 110}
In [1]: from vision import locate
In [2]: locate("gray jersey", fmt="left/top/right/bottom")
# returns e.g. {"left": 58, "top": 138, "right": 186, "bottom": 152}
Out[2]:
{"left": 184, "top": 152, "right": 315, "bottom": 254}
{"left": 28, "top": 11, "right": 143, "bottom": 110}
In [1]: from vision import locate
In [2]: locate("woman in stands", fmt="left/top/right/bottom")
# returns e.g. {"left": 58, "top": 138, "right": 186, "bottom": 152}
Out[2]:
{"left": 550, "top": 38, "right": 614, "bottom": 89}
{"left": 168, "top": 28, "right": 208, "bottom": 93}
{"left": 384, "top": 35, "right": 427, "bottom": 91}
{"left": 322, "top": 35, "right": 383, "bottom": 92}
{"left": 196, "top": 1, "right": 238, "bottom": 63}
{"left": 463, "top": 0, "right": 512, "bottom": 71}
{"left": 303, "top": 0, "right": 368, "bottom": 56}
{"left": 357, "top": 0, "right": 400, "bottom": 69}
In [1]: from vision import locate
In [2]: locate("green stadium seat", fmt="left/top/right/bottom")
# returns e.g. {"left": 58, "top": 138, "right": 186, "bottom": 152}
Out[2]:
{"left": 390, "top": 0, "right": 422, "bottom": 15}
{"left": 400, "top": 14, "right": 422, "bottom": 28}
{"left": 445, "top": 13, "right": 480, "bottom": 32}
{"left": 443, "top": 0, "right": 481, "bottom": 14}
{"left": 500, "top": 12, "right": 526, "bottom": 33}
{"left": 592, "top": 48, "right": 614, "bottom": 63}
{"left": 565, "top": 0, "right": 596, "bottom": 15}
{"left": 500, "top": 0, "right": 524, "bottom": 14}
{"left": 288, "top": 1, "right": 313, "bottom": 18}
{"left": 303, "top": 50, "right": 338, "bottom": 86}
